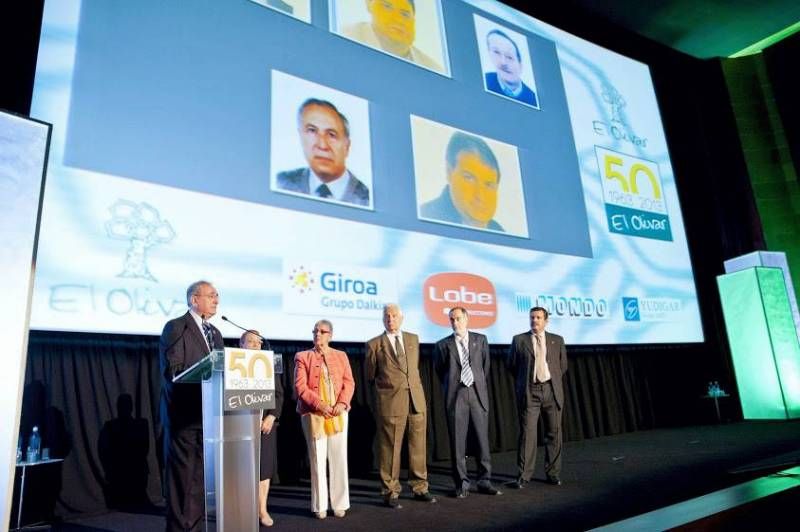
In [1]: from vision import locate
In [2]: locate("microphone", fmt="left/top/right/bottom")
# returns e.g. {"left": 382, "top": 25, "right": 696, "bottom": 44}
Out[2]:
{"left": 221, "top": 316, "right": 280, "bottom": 373}
{"left": 221, "top": 315, "right": 267, "bottom": 342}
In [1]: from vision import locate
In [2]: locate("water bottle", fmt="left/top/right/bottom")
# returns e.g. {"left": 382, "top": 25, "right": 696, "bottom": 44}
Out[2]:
{"left": 27, "top": 426, "right": 41, "bottom": 463}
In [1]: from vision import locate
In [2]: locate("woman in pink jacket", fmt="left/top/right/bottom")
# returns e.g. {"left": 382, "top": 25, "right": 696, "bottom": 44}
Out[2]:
{"left": 294, "top": 319, "right": 355, "bottom": 519}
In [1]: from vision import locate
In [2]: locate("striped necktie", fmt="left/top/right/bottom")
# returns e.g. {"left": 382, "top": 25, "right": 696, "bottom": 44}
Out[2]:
{"left": 202, "top": 320, "right": 214, "bottom": 352}
{"left": 459, "top": 336, "right": 474, "bottom": 387}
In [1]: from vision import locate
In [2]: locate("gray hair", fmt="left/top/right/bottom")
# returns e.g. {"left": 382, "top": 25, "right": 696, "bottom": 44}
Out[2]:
{"left": 382, "top": 303, "right": 403, "bottom": 316}
{"left": 314, "top": 319, "right": 333, "bottom": 333}
{"left": 186, "top": 280, "right": 213, "bottom": 306}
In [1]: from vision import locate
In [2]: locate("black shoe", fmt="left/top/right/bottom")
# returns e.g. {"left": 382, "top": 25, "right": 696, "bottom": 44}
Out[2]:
{"left": 477, "top": 484, "right": 502, "bottom": 496}
{"left": 546, "top": 476, "right": 562, "bottom": 486}
{"left": 413, "top": 491, "right": 437, "bottom": 503}
{"left": 455, "top": 487, "right": 469, "bottom": 499}
{"left": 509, "top": 478, "right": 528, "bottom": 489}
{"left": 384, "top": 496, "right": 402, "bottom": 509}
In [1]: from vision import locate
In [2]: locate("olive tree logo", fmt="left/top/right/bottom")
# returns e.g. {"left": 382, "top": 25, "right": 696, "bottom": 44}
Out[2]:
{"left": 105, "top": 200, "right": 175, "bottom": 282}
{"left": 602, "top": 85, "right": 627, "bottom": 125}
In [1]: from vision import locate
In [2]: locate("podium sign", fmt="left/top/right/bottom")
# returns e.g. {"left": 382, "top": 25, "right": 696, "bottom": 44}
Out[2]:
{"left": 223, "top": 347, "right": 276, "bottom": 411}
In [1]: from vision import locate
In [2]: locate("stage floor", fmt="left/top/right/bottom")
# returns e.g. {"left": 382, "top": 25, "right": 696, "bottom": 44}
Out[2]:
{"left": 52, "top": 420, "right": 800, "bottom": 531}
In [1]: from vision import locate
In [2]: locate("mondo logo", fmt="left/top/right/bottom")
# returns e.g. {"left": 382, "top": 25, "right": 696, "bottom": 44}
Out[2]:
{"left": 423, "top": 273, "right": 497, "bottom": 328}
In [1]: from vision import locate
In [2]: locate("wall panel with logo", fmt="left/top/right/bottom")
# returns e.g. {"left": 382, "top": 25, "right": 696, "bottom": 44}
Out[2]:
{"left": 27, "top": 0, "right": 703, "bottom": 344}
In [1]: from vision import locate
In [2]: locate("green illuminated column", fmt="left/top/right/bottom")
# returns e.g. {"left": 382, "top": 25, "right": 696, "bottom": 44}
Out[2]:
{"left": 717, "top": 267, "right": 800, "bottom": 419}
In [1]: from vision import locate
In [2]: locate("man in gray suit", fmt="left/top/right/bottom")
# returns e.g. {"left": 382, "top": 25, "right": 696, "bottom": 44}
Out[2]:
{"left": 276, "top": 98, "right": 370, "bottom": 207}
{"left": 507, "top": 306, "right": 568, "bottom": 488}
{"left": 434, "top": 307, "right": 501, "bottom": 498}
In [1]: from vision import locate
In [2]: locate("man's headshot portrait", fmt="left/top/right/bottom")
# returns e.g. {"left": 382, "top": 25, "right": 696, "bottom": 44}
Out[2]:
{"left": 271, "top": 71, "right": 373, "bottom": 209}
{"left": 412, "top": 116, "right": 528, "bottom": 237}
{"left": 247, "top": 0, "right": 311, "bottom": 23}
{"left": 333, "top": 0, "right": 449, "bottom": 76}
{"left": 475, "top": 15, "right": 539, "bottom": 109}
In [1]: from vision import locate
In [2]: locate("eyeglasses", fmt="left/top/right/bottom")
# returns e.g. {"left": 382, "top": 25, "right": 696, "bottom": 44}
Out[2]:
{"left": 312, "top": 329, "right": 331, "bottom": 335}
{"left": 195, "top": 292, "right": 218, "bottom": 299}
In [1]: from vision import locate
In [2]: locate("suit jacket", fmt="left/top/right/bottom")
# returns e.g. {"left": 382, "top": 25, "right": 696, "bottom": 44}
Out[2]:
{"left": 159, "top": 311, "right": 224, "bottom": 430}
{"left": 484, "top": 72, "right": 538, "bottom": 107}
{"left": 276, "top": 167, "right": 370, "bottom": 206}
{"left": 434, "top": 331, "right": 491, "bottom": 412}
{"left": 420, "top": 186, "right": 505, "bottom": 232}
{"left": 507, "top": 330, "right": 568, "bottom": 409}
{"left": 365, "top": 331, "right": 426, "bottom": 417}
{"left": 294, "top": 348, "right": 355, "bottom": 415}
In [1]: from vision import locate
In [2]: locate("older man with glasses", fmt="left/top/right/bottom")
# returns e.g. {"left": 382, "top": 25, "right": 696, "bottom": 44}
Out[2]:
{"left": 159, "top": 280, "right": 223, "bottom": 532}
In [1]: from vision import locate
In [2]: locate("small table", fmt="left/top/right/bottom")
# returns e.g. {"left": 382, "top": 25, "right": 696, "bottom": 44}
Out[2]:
{"left": 702, "top": 392, "right": 731, "bottom": 422}
{"left": 13, "top": 458, "right": 64, "bottom": 531}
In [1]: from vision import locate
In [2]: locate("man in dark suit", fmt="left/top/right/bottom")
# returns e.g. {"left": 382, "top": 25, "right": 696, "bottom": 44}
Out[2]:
{"left": 483, "top": 29, "right": 538, "bottom": 107}
{"left": 366, "top": 304, "right": 435, "bottom": 508}
{"left": 506, "top": 306, "right": 568, "bottom": 488}
{"left": 276, "top": 98, "right": 370, "bottom": 207}
{"left": 433, "top": 307, "right": 501, "bottom": 498}
{"left": 159, "top": 280, "right": 224, "bottom": 531}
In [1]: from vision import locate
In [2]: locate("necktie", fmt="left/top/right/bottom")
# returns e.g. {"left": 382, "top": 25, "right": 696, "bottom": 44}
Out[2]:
{"left": 202, "top": 320, "right": 214, "bottom": 352}
{"left": 316, "top": 184, "right": 332, "bottom": 198}
{"left": 394, "top": 334, "right": 407, "bottom": 371}
{"left": 459, "top": 336, "right": 474, "bottom": 387}
{"left": 534, "top": 333, "right": 550, "bottom": 383}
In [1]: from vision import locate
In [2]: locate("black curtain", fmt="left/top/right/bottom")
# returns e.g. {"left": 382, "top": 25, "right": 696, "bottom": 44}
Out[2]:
{"left": 22, "top": 330, "right": 736, "bottom": 520}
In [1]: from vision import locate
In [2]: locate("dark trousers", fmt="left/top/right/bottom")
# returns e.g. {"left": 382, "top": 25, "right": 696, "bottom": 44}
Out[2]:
{"left": 446, "top": 385, "right": 492, "bottom": 490}
{"left": 164, "top": 427, "right": 205, "bottom": 532}
{"left": 517, "top": 381, "right": 562, "bottom": 481}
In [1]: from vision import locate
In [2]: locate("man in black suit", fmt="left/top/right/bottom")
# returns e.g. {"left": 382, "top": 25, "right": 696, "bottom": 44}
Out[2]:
{"left": 507, "top": 306, "right": 568, "bottom": 488}
{"left": 275, "top": 98, "right": 370, "bottom": 207}
{"left": 433, "top": 307, "right": 501, "bottom": 498}
{"left": 159, "top": 280, "right": 224, "bottom": 531}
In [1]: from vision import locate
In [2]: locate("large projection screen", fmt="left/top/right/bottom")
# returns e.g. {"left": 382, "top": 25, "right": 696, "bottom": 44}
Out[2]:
{"left": 0, "top": 109, "right": 50, "bottom": 529}
{"left": 28, "top": 0, "right": 703, "bottom": 344}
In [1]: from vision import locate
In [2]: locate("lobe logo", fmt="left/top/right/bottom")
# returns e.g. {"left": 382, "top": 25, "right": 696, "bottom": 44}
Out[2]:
{"left": 423, "top": 273, "right": 497, "bottom": 328}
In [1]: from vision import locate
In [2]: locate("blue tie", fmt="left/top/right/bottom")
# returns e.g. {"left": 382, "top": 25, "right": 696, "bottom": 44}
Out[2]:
{"left": 202, "top": 320, "right": 214, "bottom": 352}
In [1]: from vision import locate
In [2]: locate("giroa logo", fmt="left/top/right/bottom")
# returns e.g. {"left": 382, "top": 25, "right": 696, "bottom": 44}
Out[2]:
{"left": 622, "top": 297, "right": 640, "bottom": 321}
{"left": 289, "top": 266, "right": 315, "bottom": 294}
{"left": 320, "top": 272, "right": 378, "bottom": 295}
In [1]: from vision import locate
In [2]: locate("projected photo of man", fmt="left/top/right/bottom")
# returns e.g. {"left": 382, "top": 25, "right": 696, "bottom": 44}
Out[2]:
{"left": 271, "top": 71, "right": 373, "bottom": 209}
{"left": 277, "top": 99, "right": 369, "bottom": 206}
{"left": 413, "top": 116, "right": 528, "bottom": 237}
{"left": 247, "top": 0, "right": 311, "bottom": 23}
{"left": 475, "top": 14, "right": 539, "bottom": 109}
{"left": 421, "top": 132, "right": 503, "bottom": 231}
{"left": 334, "top": 0, "right": 449, "bottom": 75}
